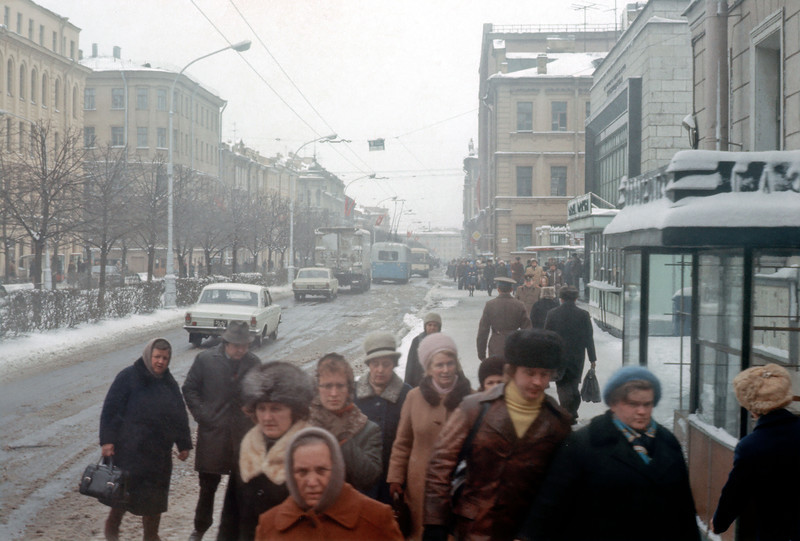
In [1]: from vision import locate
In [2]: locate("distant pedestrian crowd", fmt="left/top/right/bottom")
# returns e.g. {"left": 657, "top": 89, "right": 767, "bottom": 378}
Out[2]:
{"left": 95, "top": 265, "right": 800, "bottom": 541}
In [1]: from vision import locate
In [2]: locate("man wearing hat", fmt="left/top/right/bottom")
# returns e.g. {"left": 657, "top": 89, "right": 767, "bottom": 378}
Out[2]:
{"left": 477, "top": 276, "right": 531, "bottom": 361}
{"left": 182, "top": 321, "right": 262, "bottom": 541}
{"left": 424, "top": 329, "right": 572, "bottom": 540}
{"left": 521, "top": 366, "right": 700, "bottom": 541}
{"left": 404, "top": 312, "right": 442, "bottom": 387}
{"left": 712, "top": 363, "right": 800, "bottom": 541}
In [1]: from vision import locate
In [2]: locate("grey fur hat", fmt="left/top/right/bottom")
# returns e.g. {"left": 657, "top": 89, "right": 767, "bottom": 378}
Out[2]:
{"left": 242, "top": 362, "right": 314, "bottom": 419}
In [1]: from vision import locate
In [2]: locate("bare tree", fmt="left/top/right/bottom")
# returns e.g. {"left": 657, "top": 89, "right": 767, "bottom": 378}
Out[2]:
{"left": 195, "top": 182, "right": 232, "bottom": 276}
{"left": 173, "top": 165, "right": 204, "bottom": 277}
{"left": 267, "top": 194, "right": 290, "bottom": 270}
{"left": 127, "top": 154, "right": 167, "bottom": 282}
{"left": 0, "top": 121, "right": 88, "bottom": 289}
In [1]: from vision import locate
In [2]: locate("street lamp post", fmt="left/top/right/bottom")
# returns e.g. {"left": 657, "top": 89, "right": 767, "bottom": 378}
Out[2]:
{"left": 164, "top": 40, "right": 251, "bottom": 308}
{"left": 287, "top": 133, "right": 337, "bottom": 284}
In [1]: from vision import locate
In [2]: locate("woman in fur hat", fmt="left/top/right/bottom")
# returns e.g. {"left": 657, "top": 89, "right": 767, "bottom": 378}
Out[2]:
{"left": 387, "top": 332, "right": 472, "bottom": 540}
{"left": 217, "top": 362, "right": 314, "bottom": 541}
{"left": 308, "top": 353, "right": 383, "bottom": 494}
{"left": 255, "top": 427, "right": 404, "bottom": 540}
{"left": 712, "top": 363, "right": 800, "bottom": 541}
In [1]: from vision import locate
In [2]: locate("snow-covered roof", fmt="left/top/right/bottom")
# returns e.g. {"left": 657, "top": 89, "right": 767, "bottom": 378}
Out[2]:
{"left": 489, "top": 52, "right": 605, "bottom": 79}
{"left": 80, "top": 56, "right": 172, "bottom": 73}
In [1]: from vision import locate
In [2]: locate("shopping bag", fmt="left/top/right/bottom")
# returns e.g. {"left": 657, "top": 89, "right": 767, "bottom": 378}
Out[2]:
{"left": 78, "top": 456, "right": 129, "bottom": 507}
{"left": 580, "top": 368, "right": 601, "bottom": 403}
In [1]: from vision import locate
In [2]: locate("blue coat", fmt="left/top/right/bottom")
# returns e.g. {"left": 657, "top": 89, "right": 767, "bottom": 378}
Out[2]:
{"left": 713, "top": 408, "right": 800, "bottom": 541}
{"left": 100, "top": 357, "right": 192, "bottom": 515}
{"left": 354, "top": 372, "right": 411, "bottom": 503}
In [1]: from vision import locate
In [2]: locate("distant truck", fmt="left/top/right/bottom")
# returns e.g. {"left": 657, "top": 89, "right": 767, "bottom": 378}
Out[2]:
{"left": 314, "top": 227, "right": 372, "bottom": 292}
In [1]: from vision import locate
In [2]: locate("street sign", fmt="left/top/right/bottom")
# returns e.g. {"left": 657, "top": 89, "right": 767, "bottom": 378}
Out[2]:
{"left": 472, "top": 231, "right": 481, "bottom": 241}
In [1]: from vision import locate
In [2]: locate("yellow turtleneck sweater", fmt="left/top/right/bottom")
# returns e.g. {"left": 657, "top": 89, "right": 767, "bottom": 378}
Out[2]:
{"left": 505, "top": 379, "right": 544, "bottom": 438}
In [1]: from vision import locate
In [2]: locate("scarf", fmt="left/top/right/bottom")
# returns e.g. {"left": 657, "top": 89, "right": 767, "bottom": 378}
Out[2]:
{"left": 612, "top": 417, "right": 657, "bottom": 464}
{"left": 504, "top": 379, "right": 544, "bottom": 438}
{"left": 431, "top": 375, "right": 458, "bottom": 395}
{"left": 308, "top": 397, "right": 368, "bottom": 444}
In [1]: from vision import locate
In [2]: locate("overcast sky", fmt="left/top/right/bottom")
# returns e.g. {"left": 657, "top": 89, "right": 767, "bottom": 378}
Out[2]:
{"left": 37, "top": 0, "right": 619, "bottom": 230}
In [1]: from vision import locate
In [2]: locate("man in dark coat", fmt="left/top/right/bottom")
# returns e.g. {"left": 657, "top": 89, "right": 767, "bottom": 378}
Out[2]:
{"left": 100, "top": 338, "right": 192, "bottom": 541}
{"left": 404, "top": 312, "right": 442, "bottom": 387}
{"left": 545, "top": 286, "right": 596, "bottom": 421}
{"left": 182, "top": 321, "right": 262, "bottom": 541}
{"left": 477, "top": 277, "right": 531, "bottom": 361}
{"left": 521, "top": 366, "right": 700, "bottom": 541}
{"left": 483, "top": 258, "right": 496, "bottom": 296}
{"left": 712, "top": 363, "right": 800, "bottom": 541}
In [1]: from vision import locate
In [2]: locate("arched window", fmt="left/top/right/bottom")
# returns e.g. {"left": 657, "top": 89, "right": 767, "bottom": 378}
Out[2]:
{"left": 41, "top": 73, "right": 48, "bottom": 107}
{"left": 72, "top": 84, "right": 78, "bottom": 118}
{"left": 30, "top": 68, "right": 37, "bottom": 104}
{"left": 54, "top": 78, "right": 60, "bottom": 110}
{"left": 7, "top": 58, "right": 14, "bottom": 96}
{"left": 19, "top": 64, "right": 26, "bottom": 100}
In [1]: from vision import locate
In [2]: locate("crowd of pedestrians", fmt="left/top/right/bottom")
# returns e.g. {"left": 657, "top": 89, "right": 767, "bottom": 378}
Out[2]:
{"left": 96, "top": 263, "right": 800, "bottom": 541}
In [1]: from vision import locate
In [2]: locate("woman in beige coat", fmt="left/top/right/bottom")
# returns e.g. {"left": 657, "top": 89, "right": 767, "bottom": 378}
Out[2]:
{"left": 387, "top": 333, "right": 472, "bottom": 539}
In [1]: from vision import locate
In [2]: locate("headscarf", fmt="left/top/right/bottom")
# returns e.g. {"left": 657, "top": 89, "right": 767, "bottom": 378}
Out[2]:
{"left": 142, "top": 337, "right": 171, "bottom": 378}
{"left": 285, "top": 427, "right": 345, "bottom": 513}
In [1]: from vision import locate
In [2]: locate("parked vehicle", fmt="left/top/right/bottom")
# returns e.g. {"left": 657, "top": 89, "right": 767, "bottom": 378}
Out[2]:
{"left": 293, "top": 267, "right": 339, "bottom": 300}
{"left": 371, "top": 242, "right": 411, "bottom": 283}
{"left": 183, "top": 283, "right": 281, "bottom": 347}
{"left": 91, "top": 265, "right": 123, "bottom": 286}
{"left": 410, "top": 247, "right": 431, "bottom": 277}
{"left": 314, "top": 227, "right": 372, "bottom": 292}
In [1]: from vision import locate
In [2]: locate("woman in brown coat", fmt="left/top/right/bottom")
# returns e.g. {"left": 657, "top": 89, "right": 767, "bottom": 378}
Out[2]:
{"left": 387, "top": 332, "right": 472, "bottom": 540}
{"left": 423, "top": 329, "right": 572, "bottom": 541}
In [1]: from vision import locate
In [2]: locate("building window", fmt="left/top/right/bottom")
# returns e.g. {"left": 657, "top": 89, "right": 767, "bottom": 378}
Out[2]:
{"left": 18, "top": 64, "right": 26, "bottom": 100}
{"left": 84, "top": 88, "right": 95, "bottom": 110}
{"left": 70, "top": 40, "right": 75, "bottom": 60}
{"left": 54, "top": 79, "right": 60, "bottom": 109}
{"left": 16, "top": 12, "right": 22, "bottom": 34}
{"left": 517, "top": 101, "right": 533, "bottom": 131}
{"left": 84, "top": 127, "right": 96, "bottom": 148}
{"left": 6, "top": 59, "right": 13, "bottom": 96}
{"left": 41, "top": 74, "right": 48, "bottom": 107}
{"left": 551, "top": 101, "right": 567, "bottom": 131}
{"left": 111, "top": 126, "right": 124, "bottom": 147}
{"left": 157, "top": 88, "right": 167, "bottom": 111}
{"left": 72, "top": 85, "right": 78, "bottom": 118}
{"left": 752, "top": 26, "right": 782, "bottom": 150}
{"left": 585, "top": 101, "right": 591, "bottom": 122}
{"left": 516, "top": 224, "right": 533, "bottom": 251}
{"left": 550, "top": 166, "right": 567, "bottom": 196}
{"left": 111, "top": 88, "right": 124, "bottom": 109}
{"left": 52, "top": 31, "right": 57, "bottom": 52}
{"left": 137, "top": 127, "right": 148, "bottom": 148}
{"left": 136, "top": 87, "right": 148, "bottom": 110}
{"left": 28, "top": 18, "right": 33, "bottom": 40}
{"left": 39, "top": 24, "right": 44, "bottom": 46}
{"left": 516, "top": 166, "right": 533, "bottom": 197}
{"left": 157, "top": 127, "right": 166, "bottom": 148}
{"left": 3, "top": 7, "right": 9, "bottom": 27}
{"left": 30, "top": 69, "right": 37, "bottom": 103}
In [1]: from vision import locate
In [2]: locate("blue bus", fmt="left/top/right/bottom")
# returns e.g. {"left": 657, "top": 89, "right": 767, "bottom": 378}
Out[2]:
{"left": 371, "top": 242, "right": 411, "bottom": 283}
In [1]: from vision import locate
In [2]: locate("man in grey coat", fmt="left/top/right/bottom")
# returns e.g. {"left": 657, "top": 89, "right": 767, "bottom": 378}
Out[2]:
{"left": 182, "top": 321, "right": 261, "bottom": 541}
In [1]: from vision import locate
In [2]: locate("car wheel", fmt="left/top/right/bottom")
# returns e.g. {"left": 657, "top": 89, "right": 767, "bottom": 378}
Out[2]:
{"left": 269, "top": 327, "right": 278, "bottom": 341}
{"left": 189, "top": 333, "right": 203, "bottom": 347}
{"left": 294, "top": 292, "right": 301, "bottom": 300}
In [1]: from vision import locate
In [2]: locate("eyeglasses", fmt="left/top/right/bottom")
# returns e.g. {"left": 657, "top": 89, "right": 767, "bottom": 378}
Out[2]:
{"left": 318, "top": 383, "right": 347, "bottom": 392}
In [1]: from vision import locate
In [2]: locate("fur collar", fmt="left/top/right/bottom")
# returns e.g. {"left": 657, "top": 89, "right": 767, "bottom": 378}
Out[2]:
{"left": 238, "top": 420, "right": 309, "bottom": 484}
{"left": 309, "top": 398, "right": 367, "bottom": 442}
{"left": 355, "top": 372, "right": 406, "bottom": 403}
{"left": 419, "top": 373, "right": 472, "bottom": 410}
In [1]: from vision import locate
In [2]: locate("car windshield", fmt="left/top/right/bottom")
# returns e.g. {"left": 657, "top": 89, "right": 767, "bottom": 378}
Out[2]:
{"left": 199, "top": 289, "right": 259, "bottom": 306}
{"left": 297, "top": 269, "right": 328, "bottom": 279}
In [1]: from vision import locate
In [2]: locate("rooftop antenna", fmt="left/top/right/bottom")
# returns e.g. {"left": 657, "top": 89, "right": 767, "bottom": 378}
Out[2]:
{"left": 571, "top": 2, "right": 600, "bottom": 51}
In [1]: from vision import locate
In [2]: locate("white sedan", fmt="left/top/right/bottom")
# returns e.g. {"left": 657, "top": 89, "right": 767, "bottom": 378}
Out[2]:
{"left": 183, "top": 283, "right": 281, "bottom": 347}
{"left": 292, "top": 267, "right": 339, "bottom": 300}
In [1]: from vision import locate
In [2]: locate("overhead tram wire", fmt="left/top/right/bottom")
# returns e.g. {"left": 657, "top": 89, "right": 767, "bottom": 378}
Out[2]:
{"left": 188, "top": 0, "right": 373, "bottom": 177}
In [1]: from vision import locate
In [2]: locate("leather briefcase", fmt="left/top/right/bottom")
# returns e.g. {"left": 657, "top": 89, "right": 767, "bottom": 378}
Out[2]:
{"left": 79, "top": 456, "right": 129, "bottom": 507}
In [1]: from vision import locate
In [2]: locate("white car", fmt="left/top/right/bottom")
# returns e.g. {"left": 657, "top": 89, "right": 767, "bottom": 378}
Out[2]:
{"left": 183, "top": 283, "right": 281, "bottom": 347}
{"left": 292, "top": 267, "right": 339, "bottom": 300}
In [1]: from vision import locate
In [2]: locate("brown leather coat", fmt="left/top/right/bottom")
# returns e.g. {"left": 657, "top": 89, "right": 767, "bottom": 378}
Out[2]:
{"left": 424, "top": 384, "right": 572, "bottom": 541}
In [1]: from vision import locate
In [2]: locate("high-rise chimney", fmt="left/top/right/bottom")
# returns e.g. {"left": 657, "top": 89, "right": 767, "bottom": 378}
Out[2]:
{"left": 537, "top": 53, "right": 548, "bottom": 74}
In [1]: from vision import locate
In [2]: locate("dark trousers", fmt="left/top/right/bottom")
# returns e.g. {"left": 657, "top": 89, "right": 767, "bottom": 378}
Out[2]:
{"left": 194, "top": 472, "right": 222, "bottom": 533}
{"left": 105, "top": 507, "right": 161, "bottom": 541}
{"left": 556, "top": 377, "right": 581, "bottom": 420}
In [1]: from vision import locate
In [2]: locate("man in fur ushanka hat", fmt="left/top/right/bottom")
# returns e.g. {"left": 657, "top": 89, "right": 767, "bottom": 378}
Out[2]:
{"left": 712, "top": 363, "right": 800, "bottom": 541}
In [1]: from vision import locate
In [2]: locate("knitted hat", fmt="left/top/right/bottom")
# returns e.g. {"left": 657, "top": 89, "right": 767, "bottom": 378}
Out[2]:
{"left": 603, "top": 366, "right": 662, "bottom": 406}
{"left": 363, "top": 331, "right": 402, "bottom": 365}
{"left": 423, "top": 312, "right": 442, "bottom": 326}
{"left": 418, "top": 332, "right": 459, "bottom": 372}
{"left": 285, "top": 427, "right": 345, "bottom": 513}
{"left": 733, "top": 363, "right": 793, "bottom": 415}
{"left": 242, "top": 362, "right": 314, "bottom": 419}
{"left": 504, "top": 329, "right": 563, "bottom": 370}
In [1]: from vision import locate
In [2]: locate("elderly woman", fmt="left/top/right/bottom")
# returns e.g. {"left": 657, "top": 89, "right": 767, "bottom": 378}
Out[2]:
{"left": 354, "top": 332, "right": 412, "bottom": 503}
{"left": 423, "top": 330, "right": 572, "bottom": 541}
{"left": 387, "top": 332, "right": 472, "bottom": 540}
{"left": 99, "top": 338, "right": 192, "bottom": 541}
{"left": 255, "top": 427, "right": 404, "bottom": 540}
{"left": 712, "top": 363, "right": 800, "bottom": 541}
{"left": 309, "top": 353, "right": 383, "bottom": 493}
{"left": 521, "top": 366, "right": 700, "bottom": 541}
{"left": 217, "top": 362, "right": 314, "bottom": 541}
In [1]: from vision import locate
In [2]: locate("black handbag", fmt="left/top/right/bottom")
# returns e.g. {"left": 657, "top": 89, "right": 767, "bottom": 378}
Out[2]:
{"left": 580, "top": 367, "right": 601, "bottom": 403}
{"left": 392, "top": 491, "right": 413, "bottom": 538}
{"left": 79, "top": 456, "right": 129, "bottom": 507}
{"left": 450, "top": 402, "right": 489, "bottom": 505}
